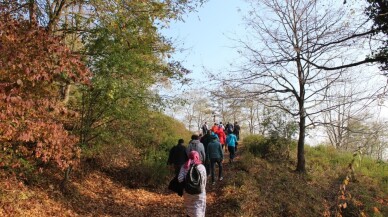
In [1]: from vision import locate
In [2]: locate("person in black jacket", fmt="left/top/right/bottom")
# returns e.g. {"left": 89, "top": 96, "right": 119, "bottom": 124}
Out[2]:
{"left": 200, "top": 130, "right": 212, "bottom": 175}
{"left": 233, "top": 122, "right": 241, "bottom": 141}
{"left": 168, "top": 139, "right": 188, "bottom": 176}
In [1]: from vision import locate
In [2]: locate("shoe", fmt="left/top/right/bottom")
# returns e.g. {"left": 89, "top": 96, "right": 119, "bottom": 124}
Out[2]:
{"left": 219, "top": 177, "right": 223, "bottom": 181}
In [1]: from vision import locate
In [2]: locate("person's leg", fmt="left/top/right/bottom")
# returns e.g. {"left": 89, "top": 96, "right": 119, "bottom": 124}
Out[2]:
{"left": 227, "top": 146, "right": 235, "bottom": 162}
{"left": 217, "top": 159, "right": 223, "bottom": 180}
{"left": 210, "top": 159, "right": 216, "bottom": 183}
{"left": 174, "top": 164, "right": 181, "bottom": 176}
{"left": 205, "top": 161, "right": 210, "bottom": 176}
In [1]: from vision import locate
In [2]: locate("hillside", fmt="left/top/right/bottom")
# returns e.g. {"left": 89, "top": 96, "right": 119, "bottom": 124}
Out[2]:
{"left": 1, "top": 140, "right": 387, "bottom": 217}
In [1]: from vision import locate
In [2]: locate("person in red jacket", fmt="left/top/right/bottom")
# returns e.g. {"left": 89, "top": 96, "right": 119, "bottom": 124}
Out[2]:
{"left": 211, "top": 123, "right": 218, "bottom": 133}
{"left": 216, "top": 126, "right": 227, "bottom": 153}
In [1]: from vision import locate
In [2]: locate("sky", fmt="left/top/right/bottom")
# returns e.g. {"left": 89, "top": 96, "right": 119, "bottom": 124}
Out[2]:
{"left": 162, "top": 0, "right": 249, "bottom": 84}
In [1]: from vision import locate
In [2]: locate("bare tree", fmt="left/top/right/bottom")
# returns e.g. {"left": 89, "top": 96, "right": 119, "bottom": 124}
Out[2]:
{"left": 227, "top": 0, "right": 385, "bottom": 172}
{"left": 321, "top": 72, "right": 378, "bottom": 149}
{"left": 178, "top": 89, "right": 213, "bottom": 132}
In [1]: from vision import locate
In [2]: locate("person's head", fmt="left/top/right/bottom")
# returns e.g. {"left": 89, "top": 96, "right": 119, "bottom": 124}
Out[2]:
{"left": 204, "top": 122, "right": 207, "bottom": 124}
{"left": 178, "top": 139, "right": 184, "bottom": 144}
{"left": 234, "top": 122, "right": 238, "bottom": 125}
{"left": 184, "top": 151, "right": 202, "bottom": 169}
{"left": 214, "top": 123, "right": 218, "bottom": 126}
{"left": 191, "top": 134, "right": 199, "bottom": 140}
{"left": 220, "top": 121, "right": 223, "bottom": 125}
{"left": 211, "top": 134, "right": 218, "bottom": 140}
{"left": 188, "top": 151, "right": 200, "bottom": 161}
{"left": 206, "top": 129, "right": 211, "bottom": 135}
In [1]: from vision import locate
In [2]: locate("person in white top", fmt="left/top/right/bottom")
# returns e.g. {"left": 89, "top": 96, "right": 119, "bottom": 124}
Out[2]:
{"left": 178, "top": 151, "right": 207, "bottom": 217}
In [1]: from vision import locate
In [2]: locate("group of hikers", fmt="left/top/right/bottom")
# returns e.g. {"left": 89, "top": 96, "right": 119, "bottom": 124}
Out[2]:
{"left": 167, "top": 121, "right": 241, "bottom": 217}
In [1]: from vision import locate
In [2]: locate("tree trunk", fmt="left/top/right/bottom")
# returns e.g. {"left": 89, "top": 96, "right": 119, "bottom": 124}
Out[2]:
{"left": 28, "top": 0, "right": 37, "bottom": 26}
{"left": 60, "top": 165, "right": 73, "bottom": 193}
{"left": 296, "top": 50, "right": 306, "bottom": 173}
{"left": 296, "top": 114, "right": 306, "bottom": 172}
{"left": 60, "top": 83, "right": 71, "bottom": 104}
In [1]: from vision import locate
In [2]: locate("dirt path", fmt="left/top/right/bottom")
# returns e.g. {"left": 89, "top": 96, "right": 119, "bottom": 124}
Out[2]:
{"left": 10, "top": 149, "right": 242, "bottom": 217}
{"left": 114, "top": 150, "right": 242, "bottom": 217}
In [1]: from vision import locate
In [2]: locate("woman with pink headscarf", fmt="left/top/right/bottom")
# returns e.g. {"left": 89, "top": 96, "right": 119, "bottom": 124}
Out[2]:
{"left": 178, "top": 151, "right": 207, "bottom": 217}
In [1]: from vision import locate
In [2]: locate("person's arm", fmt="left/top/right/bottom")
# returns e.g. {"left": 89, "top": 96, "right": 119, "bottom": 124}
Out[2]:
{"left": 219, "top": 143, "right": 224, "bottom": 160}
{"left": 178, "top": 166, "right": 186, "bottom": 183}
{"left": 206, "top": 144, "right": 210, "bottom": 160}
{"left": 167, "top": 147, "right": 174, "bottom": 165}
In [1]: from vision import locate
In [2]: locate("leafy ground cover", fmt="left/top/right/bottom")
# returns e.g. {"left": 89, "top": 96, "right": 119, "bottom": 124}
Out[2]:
{"left": 1, "top": 142, "right": 387, "bottom": 216}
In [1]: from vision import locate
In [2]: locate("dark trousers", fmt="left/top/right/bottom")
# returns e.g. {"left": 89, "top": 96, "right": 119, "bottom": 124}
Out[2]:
{"left": 174, "top": 164, "right": 182, "bottom": 177}
{"left": 228, "top": 146, "right": 236, "bottom": 160}
{"left": 204, "top": 160, "right": 210, "bottom": 175}
{"left": 210, "top": 158, "right": 223, "bottom": 182}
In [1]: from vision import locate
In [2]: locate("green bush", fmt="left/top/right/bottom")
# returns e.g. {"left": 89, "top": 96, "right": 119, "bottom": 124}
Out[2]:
{"left": 127, "top": 111, "right": 192, "bottom": 150}
{"left": 244, "top": 135, "right": 267, "bottom": 157}
{"left": 139, "top": 148, "right": 170, "bottom": 187}
{"left": 244, "top": 134, "right": 295, "bottom": 160}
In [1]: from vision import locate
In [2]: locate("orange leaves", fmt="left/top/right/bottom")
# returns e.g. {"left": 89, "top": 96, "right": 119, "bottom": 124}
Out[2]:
{"left": 0, "top": 13, "right": 88, "bottom": 171}
{"left": 373, "top": 206, "right": 381, "bottom": 214}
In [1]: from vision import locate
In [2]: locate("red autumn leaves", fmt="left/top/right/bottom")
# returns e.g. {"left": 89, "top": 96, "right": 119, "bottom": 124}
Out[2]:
{"left": 0, "top": 13, "right": 89, "bottom": 170}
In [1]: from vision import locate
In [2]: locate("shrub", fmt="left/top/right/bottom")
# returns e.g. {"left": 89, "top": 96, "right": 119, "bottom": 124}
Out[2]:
{"left": 244, "top": 135, "right": 267, "bottom": 157}
{"left": 244, "top": 134, "right": 295, "bottom": 160}
{"left": 138, "top": 148, "right": 170, "bottom": 187}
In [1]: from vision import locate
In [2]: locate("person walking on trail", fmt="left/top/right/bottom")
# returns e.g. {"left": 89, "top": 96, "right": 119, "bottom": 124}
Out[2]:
{"left": 167, "top": 139, "right": 188, "bottom": 176}
{"left": 178, "top": 151, "right": 207, "bottom": 217}
{"left": 211, "top": 123, "right": 218, "bottom": 133}
{"left": 210, "top": 131, "right": 219, "bottom": 141}
{"left": 216, "top": 126, "right": 227, "bottom": 153}
{"left": 207, "top": 134, "right": 224, "bottom": 185}
{"left": 201, "top": 122, "right": 209, "bottom": 136}
{"left": 226, "top": 132, "right": 238, "bottom": 163}
{"left": 187, "top": 134, "right": 206, "bottom": 163}
{"left": 200, "top": 130, "right": 212, "bottom": 175}
{"left": 218, "top": 121, "right": 225, "bottom": 130}
{"left": 233, "top": 122, "right": 241, "bottom": 141}
{"left": 225, "top": 122, "right": 234, "bottom": 135}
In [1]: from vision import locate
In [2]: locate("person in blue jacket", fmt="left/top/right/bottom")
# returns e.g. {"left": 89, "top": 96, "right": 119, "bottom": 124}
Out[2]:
{"left": 226, "top": 132, "right": 238, "bottom": 163}
{"left": 206, "top": 134, "right": 224, "bottom": 185}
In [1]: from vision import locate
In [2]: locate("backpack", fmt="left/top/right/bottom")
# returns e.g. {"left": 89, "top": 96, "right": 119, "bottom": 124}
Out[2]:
{"left": 184, "top": 164, "right": 202, "bottom": 194}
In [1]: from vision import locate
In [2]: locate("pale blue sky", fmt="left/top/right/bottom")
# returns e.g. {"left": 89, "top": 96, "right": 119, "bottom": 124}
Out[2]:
{"left": 163, "top": 0, "right": 249, "bottom": 84}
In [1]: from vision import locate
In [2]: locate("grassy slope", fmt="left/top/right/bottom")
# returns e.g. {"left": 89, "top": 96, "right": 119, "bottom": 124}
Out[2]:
{"left": 218, "top": 143, "right": 388, "bottom": 217}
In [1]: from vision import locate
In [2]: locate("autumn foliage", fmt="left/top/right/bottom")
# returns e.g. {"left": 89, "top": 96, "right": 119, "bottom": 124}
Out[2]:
{"left": 0, "top": 11, "right": 90, "bottom": 171}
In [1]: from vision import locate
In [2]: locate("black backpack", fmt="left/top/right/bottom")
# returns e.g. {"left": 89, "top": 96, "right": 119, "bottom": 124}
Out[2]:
{"left": 184, "top": 164, "right": 202, "bottom": 194}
